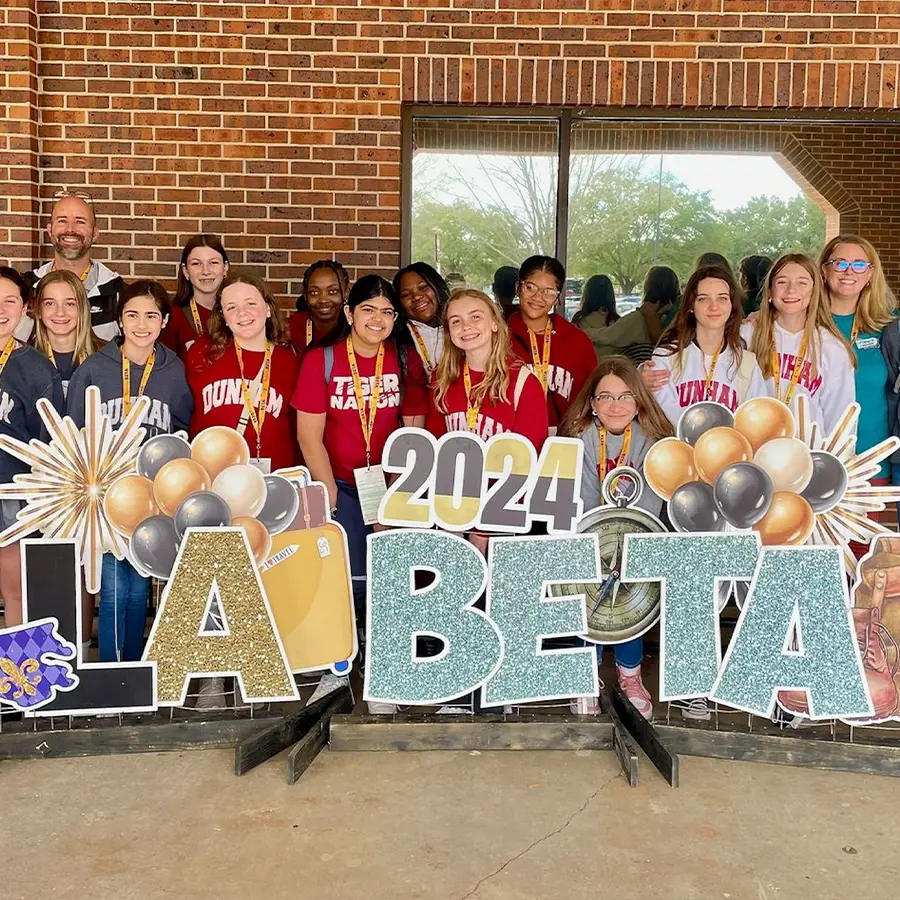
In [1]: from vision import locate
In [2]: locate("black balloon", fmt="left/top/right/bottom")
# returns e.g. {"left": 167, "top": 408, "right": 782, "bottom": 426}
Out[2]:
{"left": 800, "top": 451, "right": 848, "bottom": 513}
{"left": 137, "top": 434, "right": 191, "bottom": 480}
{"left": 669, "top": 481, "right": 725, "bottom": 533}
{"left": 173, "top": 491, "right": 232, "bottom": 540}
{"left": 258, "top": 475, "right": 300, "bottom": 535}
{"left": 713, "top": 462, "right": 774, "bottom": 528}
{"left": 677, "top": 402, "right": 735, "bottom": 446}
{"left": 130, "top": 515, "right": 179, "bottom": 580}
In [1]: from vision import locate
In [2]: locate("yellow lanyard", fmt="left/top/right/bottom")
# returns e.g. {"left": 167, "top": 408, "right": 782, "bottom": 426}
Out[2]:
{"left": 598, "top": 422, "right": 632, "bottom": 479}
{"left": 463, "top": 363, "right": 482, "bottom": 431}
{"left": 772, "top": 334, "right": 807, "bottom": 406}
{"left": 235, "top": 342, "right": 273, "bottom": 457}
{"left": 46, "top": 345, "right": 56, "bottom": 368}
{"left": 306, "top": 318, "right": 313, "bottom": 347}
{"left": 189, "top": 298, "right": 202, "bottom": 334}
{"left": 122, "top": 348, "right": 155, "bottom": 415}
{"left": 528, "top": 320, "right": 553, "bottom": 394}
{"left": 346, "top": 337, "right": 384, "bottom": 467}
{"left": 850, "top": 314, "right": 859, "bottom": 344}
{"left": 409, "top": 322, "right": 433, "bottom": 373}
{"left": 702, "top": 348, "right": 721, "bottom": 401}
{"left": 0, "top": 337, "right": 17, "bottom": 380}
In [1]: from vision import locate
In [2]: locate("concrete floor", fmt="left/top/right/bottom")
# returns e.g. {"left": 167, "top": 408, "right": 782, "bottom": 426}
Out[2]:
{"left": 2, "top": 748, "right": 898, "bottom": 900}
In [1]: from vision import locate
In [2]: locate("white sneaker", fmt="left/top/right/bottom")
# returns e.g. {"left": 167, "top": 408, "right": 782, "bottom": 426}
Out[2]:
{"left": 366, "top": 700, "right": 397, "bottom": 715}
{"left": 436, "top": 705, "right": 470, "bottom": 715}
{"left": 569, "top": 696, "right": 600, "bottom": 715}
{"left": 307, "top": 671, "right": 349, "bottom": 706}
{"left": 195, "top": 677, "right": 227, "bottom": 710}
{"left": 680, "top": 698, "right": 711, "bottom": 721}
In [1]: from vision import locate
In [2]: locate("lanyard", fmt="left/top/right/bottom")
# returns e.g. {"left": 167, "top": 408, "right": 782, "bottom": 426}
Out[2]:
{"left": 53, "top": 261, "right": 90, "bottom": 283}
{"left": 122, "top": 348, "right": 155, "bottom": 416}
{"left": 46, "top": 345, "right": 56, "bottom": 368}
{"left": 463, "top": 363, "right": 482, "bottom": 431}
{"left": 0, "top": 337, "right": 16, "bottom": 381}
{"left": 346, "top": 337, "right": 384, "bottom": 467}
{"left": 598, "top": 423, "right": 632, "bottom": 479}
{"left": 189, "top": 299, "right": 202, "bottom": 334}
{"left": 528, "top": 320, "right": 553, "bottom": 394}
{"left": 850, "top": 314, "right": 859, "bottom": 344}
{"left": 235, "top": 342, "right": 273, "bottom": 457}
{"left": 306, "top": 318, "right": 313, "bottom": 347}
{"left": 409, "top": 322, "right": 433, "bottom": 373}
{"left": 772, "top": 334, "right": 807, "bottom": 406}
{"left": 702, "top": 347, "right": 721, "bottom": 401}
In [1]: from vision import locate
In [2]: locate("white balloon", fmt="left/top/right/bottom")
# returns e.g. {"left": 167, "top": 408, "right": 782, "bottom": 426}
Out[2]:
{"left": 211, "top": 464, "right": 267, "bottom": 518}
{"left": 753, "top": 438, "right": 814, "bottom": 494}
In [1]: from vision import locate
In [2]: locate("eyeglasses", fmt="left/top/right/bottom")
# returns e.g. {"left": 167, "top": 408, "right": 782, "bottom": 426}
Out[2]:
{"left": 826, "top": 258, "right": 872, "bottom": 274}
{"left": 520, "top": 281, "right": 560, "bottom": 301}
{"left": 357, "top": 304, "right": 398, "bottom": 320}
{"left": 594, "top": 392, "right": 636, "bottom": 407}
{"left": 52, "top": 189, "right": 94, "bottom": 204}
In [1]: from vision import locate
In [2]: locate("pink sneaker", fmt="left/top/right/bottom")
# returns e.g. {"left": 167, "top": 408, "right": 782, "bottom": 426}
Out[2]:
{"left": 616, "top": 665, "right": 653, "bottom": 721}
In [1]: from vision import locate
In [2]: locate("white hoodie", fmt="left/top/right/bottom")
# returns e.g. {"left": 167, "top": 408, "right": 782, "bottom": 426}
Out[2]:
{"left": 650, "top": 342, "right": 770, "bottom": 428}
{"left": 740, "top": 320, "right": 855, "bottom": 436}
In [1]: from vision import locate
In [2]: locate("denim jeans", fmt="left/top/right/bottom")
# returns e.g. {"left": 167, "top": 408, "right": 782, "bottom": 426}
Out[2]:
{"left": 99, "top": 554, "right": 150, "bottom": 662}
{"left": 606, "top": 636, "right": 643, "bottom": 669}
{"left": 333, "top": 480, "right": 373, "bottom": 617}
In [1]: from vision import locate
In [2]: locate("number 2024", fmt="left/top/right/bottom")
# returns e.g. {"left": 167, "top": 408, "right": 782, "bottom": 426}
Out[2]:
{"left": 378, "top": 428, "right": 585, "bottom": 534}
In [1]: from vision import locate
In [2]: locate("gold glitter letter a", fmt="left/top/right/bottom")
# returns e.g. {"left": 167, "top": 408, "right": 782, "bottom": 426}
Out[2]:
{"left": 143, "top": 529, "right": 299, "bottom": 706}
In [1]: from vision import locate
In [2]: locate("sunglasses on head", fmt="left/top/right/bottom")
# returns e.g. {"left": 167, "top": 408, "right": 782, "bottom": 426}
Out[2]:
{"left": 826, "top": 258, "right": 871, "bottom": 274}
{"left": 52, "top": 188, "right": 94, "bottom": 204}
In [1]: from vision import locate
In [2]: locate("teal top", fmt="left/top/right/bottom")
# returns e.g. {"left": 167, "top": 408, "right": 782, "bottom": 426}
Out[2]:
{"left": 833, "top": 313, "right": 890, "bottom": 478}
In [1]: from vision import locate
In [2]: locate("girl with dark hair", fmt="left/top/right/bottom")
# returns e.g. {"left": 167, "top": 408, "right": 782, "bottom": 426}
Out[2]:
{"left": 68, "top": 279, "right": 192, "bottom": 663}
{"left": 508, "top": 255, "right": 597, "bottom": 433}
{"left": 293, "top": 275, "right": 428, "bottom": 711}
{"left": 289, "top": 259, "right": 350, "bottom": 353}
{"left": 186, "top": 271, "right": 299, "bottom": 472}
{"left": 739, "top": 255, "right": 773, "bottom": 315}
{"left": 161, "top": 234, "right": 230, "bottom": 359}
{"left": 0, "top": 267, "right": 64, "bottom": 629}
{"left": 393, "top": 262, "right": 450, "bottom": 378}
{"left": 573, "top": 274, "right": 619, "bottom": 334}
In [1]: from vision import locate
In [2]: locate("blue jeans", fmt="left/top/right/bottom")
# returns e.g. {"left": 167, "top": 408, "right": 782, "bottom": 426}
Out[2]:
{"left": 604, "top": 636, "right": 643, "bottom": 670}
{"left": 893, "top": 464, "right": 900, "bottom": 527}
{"left": 99, "top": 554, "right": 150, "bottom": 662}
{"left": 333, "top": 480, "right": 373, "bottom": 616}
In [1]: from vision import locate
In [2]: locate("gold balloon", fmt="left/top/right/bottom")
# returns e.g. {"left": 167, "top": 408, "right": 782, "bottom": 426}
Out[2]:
{"left": 733, "top": 396, "right": 795, "bottom": 453}
{"left": 754, "top": 492, "right": 815, "bottom": 546}
{"left": 693, "top": 426, "right": 753, "bottom": 485}
{"left": 643, "top": 437, "right": 696, "bottom": 501}
{"left": 153, "top": 458, "right": 211, "bottom": 517}
{"left": 104, "top": 475, "right": 159, "bottom": 537}
{"left": 191, "top": 425, "right": 251, "bottom": 481}
{"left": 233, "top": 515, "right": 272, "bottom": 564}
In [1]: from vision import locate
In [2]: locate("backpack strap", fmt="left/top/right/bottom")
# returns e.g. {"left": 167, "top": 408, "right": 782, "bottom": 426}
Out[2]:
{"left": 513, "top": 365, "right": 530, "bottom": 409}
{"left": 737, "top": 350, "right": 757, "bottom": 404}
{"left": 324, "top": 344, "right": 334, "bottom": 385}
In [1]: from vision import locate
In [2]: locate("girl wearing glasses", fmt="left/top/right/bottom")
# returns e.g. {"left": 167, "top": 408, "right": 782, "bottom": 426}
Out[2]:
{"left": 508, "top": 256, "right": 598, "bottom": 433}
{"left": 162, "top": 235, "right": 230, "bottom": 360}
{"left": 289, "top": 260, "right": 350, "bottom": 354}
{"left": 559, "top": 356, "right": 674, "bottom": 719}
{"left": 393, "top": 262, "right": 451, "bottom": 382}
{"left": 742, "top": 254, "right": 855, "bottom": 435}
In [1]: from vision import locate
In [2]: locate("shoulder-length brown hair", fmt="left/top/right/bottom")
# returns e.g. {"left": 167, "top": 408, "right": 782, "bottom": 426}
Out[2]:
{"left": 207, "top": 270, "right": 291, "bottom": 359}
{"left": 30, "top": 270, "right": 97, "bottom": 365}
{"left": 559, "top": 356, "right": 674, "bottom": 442}
{"left": 174, "top": 234, "right": 230, "bottom": 307}
{"left": 657, "top": 264, "right": 745, "bottom": 379}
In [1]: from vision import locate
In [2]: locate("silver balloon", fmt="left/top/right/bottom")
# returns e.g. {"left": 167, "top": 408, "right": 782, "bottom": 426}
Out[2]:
{"left": 800, "top": 451, "right": 849, "bottom": 513}
{"left": 713, "top": 462, "right": 774, "bottom": 528}
{"left": 137, "top": 434, "right": 191, "bottom": 480}
{"left": 130, "top": 514, "right": 179, "bottom": 580}
{"left": 677, "top": 402, "right": 735, "bottom": 446}
{"left": 174, "top": 491, "right": 232, "bottom": 541}
{"left": 258, "top": 475, "right": 300, "bottom": 535}
{"left": 669, "top": 481, "right": 725, "bottom": 533}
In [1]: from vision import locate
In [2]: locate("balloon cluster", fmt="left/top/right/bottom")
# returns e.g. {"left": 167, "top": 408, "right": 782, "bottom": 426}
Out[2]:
{"left": 644, "top": 398, "right": 848, "bottom": 544}
{"left": 103, "top": 426, "right": 300, "bottom": 579}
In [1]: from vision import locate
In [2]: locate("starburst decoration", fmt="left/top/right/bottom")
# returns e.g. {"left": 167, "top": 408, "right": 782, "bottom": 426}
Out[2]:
{"left": 0, "top": 386, "right": 150, "bottom": 593}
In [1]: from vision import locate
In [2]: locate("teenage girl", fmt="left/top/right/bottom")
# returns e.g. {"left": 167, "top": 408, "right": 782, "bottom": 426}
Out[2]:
{"left": 289, "top": 259, "right": 350, "bottom": 354}
{"left": 161, "top": 234, "right": 230, "bottom": 360}
{"left": 394, "top": 262, "right": 451, "bottom": 381}
{"left": 743, "top": 253, "right": 855, "bottom": 435}
{"left": 559, "top": 355, "right": 674, "bottom": 720}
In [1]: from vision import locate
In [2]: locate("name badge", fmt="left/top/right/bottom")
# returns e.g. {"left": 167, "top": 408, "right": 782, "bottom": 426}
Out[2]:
{"left": 354, "top": 464, "right": 388, "bottom": 526}
{"left": 249, "top": 458, "right": 272, "bottom": 475}
{"left": 856, "top": 336, "right": 879, "bottom": 351}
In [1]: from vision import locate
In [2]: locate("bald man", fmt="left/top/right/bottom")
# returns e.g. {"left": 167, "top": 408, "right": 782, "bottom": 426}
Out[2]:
{"left": 20, "top": 190, "right": 122, "bottom": 342}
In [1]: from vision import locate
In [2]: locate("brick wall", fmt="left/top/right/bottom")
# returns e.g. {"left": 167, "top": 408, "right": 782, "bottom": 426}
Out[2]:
{"left": 2, "top": 0, "right": 900, "bottom": 300}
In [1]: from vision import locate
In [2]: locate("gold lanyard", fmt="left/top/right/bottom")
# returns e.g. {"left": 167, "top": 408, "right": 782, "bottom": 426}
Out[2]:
{"left": 528, "top": 320, "right": 553, "bottom": 394}
{"left": 306, "top": 318, "right": 313, "bottom": 347}
{"left": 235, "top": 342, "right": 273, "bottom": 457}
{"left": 189, "top": 298, "right": 202, "bottom": 334}
{"left": 702, "top": 348, "right": 721, "bottom": 401}
{"left": 409, "top": 322, "right": 433, "bottom": 373}
{"left": 46, "top": 345, "right": 56, "bottom": 368}
{"left": 463, "top": 363, "right": 482, "bottom": 431}
{"left": 346, "top": 337, "right": 384, "bottom": 467}
{"left": 772, "top": 334, "right": 807, "bottom": 406}
{"left": 598, "top": 422, "right": 632, "bottom": 479}
{"left": 122, "top": 348, "right": 155, "bottom": 415}
{"left": 0, "top": 337, "right": 16, "bottom": 380}
{"left": 850, "top": 314, "right": 859, "bottom": 344}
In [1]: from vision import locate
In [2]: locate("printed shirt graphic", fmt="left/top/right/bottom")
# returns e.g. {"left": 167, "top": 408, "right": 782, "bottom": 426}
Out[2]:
{"left": 186, "top": 338, "right": 300, "bottom": 471}
{"left": 425, "top": 364, "right": 549, "bottom": 451}
{"left": 508, "top": 313, "right": 597, "bottom": 427}
{"left": 292, "top": 342, "right": 428, "bottom": 484}
{"left": 161, "top": 302, "right": 212, "bottom": 361}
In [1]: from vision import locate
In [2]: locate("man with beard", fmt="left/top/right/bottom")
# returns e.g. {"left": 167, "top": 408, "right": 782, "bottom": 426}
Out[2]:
{"left": 19, "top": 190, "right": 122, "bottom": 342}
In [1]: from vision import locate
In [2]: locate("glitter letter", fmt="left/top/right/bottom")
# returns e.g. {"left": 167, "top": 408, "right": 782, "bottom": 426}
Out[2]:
{"left": 712, "top": 547, "right": 872, "bottom": 719}
{"left": 481, "top": 535, "right": 599, "bottom": 707}
{"left": 364, "top": 530, "right": 502, "bottom": 704}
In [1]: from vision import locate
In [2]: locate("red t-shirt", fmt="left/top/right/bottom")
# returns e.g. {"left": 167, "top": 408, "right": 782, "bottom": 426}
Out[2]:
{"left": 292, "top": 341, "right": 429, "bottom": 484}
{"left": 425, "top": 362, "right": 549, "bottom": 451}
{"left": 185, "top": 337, "right": 300, "bottom": 472}
{"left": 508, "top": 312, "right": 597, "bottom": 427}
{"left": 161, "top": 302, "right": 212, "bottom": 361}
{"left": 288, "top": 310, "right": 340, "bottom": 356}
